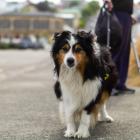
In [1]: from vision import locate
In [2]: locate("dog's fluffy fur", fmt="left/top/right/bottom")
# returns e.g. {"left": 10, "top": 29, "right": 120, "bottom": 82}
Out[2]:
{"left": 51, "top": 31, "right": 118, "bottom": 138}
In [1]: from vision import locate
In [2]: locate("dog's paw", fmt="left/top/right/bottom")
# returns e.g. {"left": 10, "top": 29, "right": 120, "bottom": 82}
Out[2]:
{"left": 74, "top": 130, "right": 90, "bottom": 138}
{"left": 100, "top": 115, "right": 114, "bottom": 123}
{"left": 64, "top": 129, "right": 75, "bottom": 138}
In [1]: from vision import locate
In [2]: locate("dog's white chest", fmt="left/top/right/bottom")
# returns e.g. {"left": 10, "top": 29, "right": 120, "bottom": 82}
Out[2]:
{"left": 59, "top": 66, "right": 101, "bottom": 110}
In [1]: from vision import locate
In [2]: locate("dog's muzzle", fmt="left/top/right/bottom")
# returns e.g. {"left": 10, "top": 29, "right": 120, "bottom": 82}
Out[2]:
{"left": 66, "top": 57, "right": 75, "bottom": 68}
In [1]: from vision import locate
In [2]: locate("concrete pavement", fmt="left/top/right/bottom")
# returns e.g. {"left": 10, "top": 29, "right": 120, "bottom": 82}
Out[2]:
{"left": 0, "top": 50, "right": 140, "bottom": 140}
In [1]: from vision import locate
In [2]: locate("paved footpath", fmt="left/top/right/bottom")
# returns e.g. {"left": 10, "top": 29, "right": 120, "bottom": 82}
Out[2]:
{"left": 0, "top": 50, "right": 140, "bottom": 140}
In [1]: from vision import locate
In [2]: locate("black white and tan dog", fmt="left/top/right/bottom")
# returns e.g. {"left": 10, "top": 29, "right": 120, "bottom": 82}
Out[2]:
{"left": 51, "top": 31, "right": 118, "bottom": 138}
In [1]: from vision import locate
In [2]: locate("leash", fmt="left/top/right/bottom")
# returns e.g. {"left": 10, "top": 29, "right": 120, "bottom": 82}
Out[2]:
{"left": 106, "top": 11, "right": 111, "bottom": 49}
{"left": 103, "top": 2, "right": 111, "bottom": 49}
{"left": 98, "top": 2, "right": 111, "bottom": 81}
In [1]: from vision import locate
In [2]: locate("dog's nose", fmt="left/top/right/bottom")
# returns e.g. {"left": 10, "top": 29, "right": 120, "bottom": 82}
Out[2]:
{"left": 67, "top": 58, "right": 75, "bottom": 67}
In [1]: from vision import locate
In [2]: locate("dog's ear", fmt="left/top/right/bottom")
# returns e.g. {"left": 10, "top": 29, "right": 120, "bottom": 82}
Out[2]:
{"left": 77, "top": 30, "right": 87, "bottom": 37}
{"left": 53, "top": 32, "right": 62, "bottom": 40}
{"left": 76, "top": 30, "right": 95, "bottom": 44}
{"left": 87, "top": 31, "right": 97, "bottom": 44}
{"left": 53, "top": 31, "right": 71, "bottom": 41}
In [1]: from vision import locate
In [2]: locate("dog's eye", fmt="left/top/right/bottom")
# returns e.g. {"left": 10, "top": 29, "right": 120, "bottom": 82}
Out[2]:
{"left": 74, "top": 45, "right": 83, "bottom": 53}
{"left": 63, "top": 47, "right": 69, "bottom": 52}
{"left": 62, "top": 44, "right": 69, "bottom": 52}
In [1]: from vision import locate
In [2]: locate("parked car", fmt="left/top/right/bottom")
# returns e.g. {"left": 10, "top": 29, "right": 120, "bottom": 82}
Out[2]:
{"left": 19, "top": 36, "right": 44, "bottom": 49}
{"left": 0, "top": 35, "right": 47, "bottom": 49}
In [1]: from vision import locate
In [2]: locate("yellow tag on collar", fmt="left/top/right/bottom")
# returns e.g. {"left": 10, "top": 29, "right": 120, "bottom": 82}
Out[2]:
{"left": 104, "top": 73, "right": 109, "bottom": 80}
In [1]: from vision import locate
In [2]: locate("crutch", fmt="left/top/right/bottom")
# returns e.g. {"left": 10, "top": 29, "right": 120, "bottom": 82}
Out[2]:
{"left": 131, "top": 37, "right": 140, "bottom": 73}
{"left": 131, "top": 23, "right": 140, "bottom": 73}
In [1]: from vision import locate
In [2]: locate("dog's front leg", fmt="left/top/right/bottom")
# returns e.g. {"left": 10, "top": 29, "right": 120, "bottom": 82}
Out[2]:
{"left": 75, "top": 111, "right": 90, "bottom": 138}
{"left": 99, "top": 103, "right": 114, "bottom": 122}
{"left": 64, "top": 108, "right": 76, "bottom": 138}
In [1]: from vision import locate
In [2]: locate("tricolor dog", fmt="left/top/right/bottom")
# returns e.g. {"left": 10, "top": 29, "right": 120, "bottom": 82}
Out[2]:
{"left": 51, "top": 31, "right": 118, "bottom": 138}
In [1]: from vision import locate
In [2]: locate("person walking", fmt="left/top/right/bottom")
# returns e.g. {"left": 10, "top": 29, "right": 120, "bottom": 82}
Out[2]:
{"left": 103, "top": 0, "right": 136, "bottom": 95}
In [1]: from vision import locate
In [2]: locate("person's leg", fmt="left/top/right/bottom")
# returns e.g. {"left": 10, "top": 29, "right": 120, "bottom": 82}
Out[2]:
{"left": 112, "top": 12, "right": 135, "bottom": 94}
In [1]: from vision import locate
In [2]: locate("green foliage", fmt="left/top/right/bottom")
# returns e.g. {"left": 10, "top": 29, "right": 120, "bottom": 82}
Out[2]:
{"left": 79, "top": 20, "right": 85, "bottom": 28}
{"left": 36, "top": 1, "right": 57, "bottom": 12}
{"left": 0, "top": 43, "right": 10, "bottom": 49}
{"left": 0, "top": 43, "right": 20, "bottom": 49}
{"left": 69, "top": 1, "right": 80, "bottom": 7}
{"left": 79, "top": 1, "right": 100, "bottom": 28}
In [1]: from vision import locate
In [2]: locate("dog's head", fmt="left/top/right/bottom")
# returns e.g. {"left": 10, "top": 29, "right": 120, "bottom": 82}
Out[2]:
{"left": 51, "top": 30, "right": 98, "bottom": 78}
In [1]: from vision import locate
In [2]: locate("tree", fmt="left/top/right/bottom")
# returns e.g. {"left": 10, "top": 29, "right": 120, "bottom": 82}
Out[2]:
{"left": 27, "top": 0, "right": 57, "bottom": 12}
{"left": 79, "top": 1, "right": 100, "bottom": 28}
{"left": 69, "top": 1, "right": 80, "bottom": 7}
{"left": 36, "top": 1, "right": 56, "bottom": 12}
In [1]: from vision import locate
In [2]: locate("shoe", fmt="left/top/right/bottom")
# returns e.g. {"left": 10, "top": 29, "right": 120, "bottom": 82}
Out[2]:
{"left": 120, "top": 87, "right": 135, "bottom": 94}
{"left": 111, "top": 87, "right": 135, "bottom": 96}
{"left": 111, "top": 89, "right": 122, "bottom": 96}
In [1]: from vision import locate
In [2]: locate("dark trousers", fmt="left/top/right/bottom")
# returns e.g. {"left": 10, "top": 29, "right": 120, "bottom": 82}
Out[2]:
{"left": 112, "top": 11, "right": 132, "bottom": 89}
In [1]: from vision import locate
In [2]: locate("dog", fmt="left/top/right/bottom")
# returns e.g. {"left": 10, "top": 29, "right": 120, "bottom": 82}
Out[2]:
{"left": 51, "top": 30, "right": 118, "bottom": 138}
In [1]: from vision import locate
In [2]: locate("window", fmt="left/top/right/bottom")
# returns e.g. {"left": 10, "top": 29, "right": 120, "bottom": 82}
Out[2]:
{"left": 33, "top": 20, "right": 49, "bottom": 29}
{"left": 0, "top": 19, "right": 10, "bottom": 29}
{"left": 13, "top": 20, "right": 30, "bottom": 29}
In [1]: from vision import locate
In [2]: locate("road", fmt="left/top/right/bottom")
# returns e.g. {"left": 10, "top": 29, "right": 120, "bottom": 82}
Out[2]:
{"left": 0, "top": 50, "right": 140, "bottom": 140}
